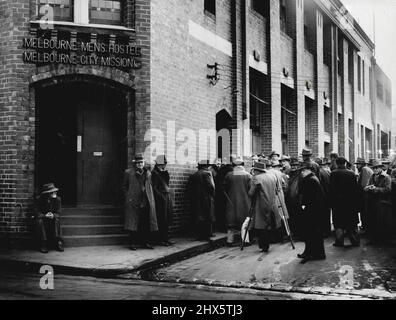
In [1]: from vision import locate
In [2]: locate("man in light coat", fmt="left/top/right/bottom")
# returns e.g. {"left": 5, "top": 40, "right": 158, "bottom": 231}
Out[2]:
{"left": 223, "top": 156, "right": 252, "bottom": 246}
{"left": 249, "top": 160, "right": 282, "bottom": 253}
{"left": 354, "top": 157, "right": 373, "bottom": 232}
{"left": 123, "top": 154, "right": 158, "bottom": 250}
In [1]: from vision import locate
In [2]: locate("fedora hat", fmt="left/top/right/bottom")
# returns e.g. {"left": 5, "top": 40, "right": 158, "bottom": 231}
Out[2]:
{"left": 322, "top": 157, "right": 331, "bottom": 165}
{"left": 280, "top": 155, "right": 291, "bottom": 162}
{"left": 314, "top": 157, "right": 323, "bottom": 165}
{"left": 368, "top": 158, "right": 376, "bottom": 167}
{"left": 232, "top": 156, "right": 244, "bottom": 166}
{"left": 155, "top": 154, "right": 167, "bottom": 165}
{"left": 354, "top": 157, "right": 367, "bottom": 165}
{"left": 133, "top": 153, "right": 145, "bottom": 163}
{"left": 269, "top": 150, "right": 280, "bottom": 158}
{"left": 301, "top": 148, "right": 313, "bottom": 156}
{"left": 41, "top": 183, "right": 59, "bottom": 195}
{"left": 198, "top": 159, "right": 211, "bottom": 167}
{"left": 252, "top": 161, "right": 267, "bottom": 172}
{"left": 290, "top": 157, "right": 300, "bottom": 166}
{"left": 371, "top": 159, "right": 384, "bottom": 168}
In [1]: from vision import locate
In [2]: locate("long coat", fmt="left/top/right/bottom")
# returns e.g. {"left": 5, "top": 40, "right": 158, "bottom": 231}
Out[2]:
{"left": 223, "top": 166, "right": 252, "bottom": 228}
{"left": 329, "top": 167, "right": 359, "bottom": 230}
{"left": 187, "top": 168, "right": 216, "bottom": 224}
{"left": 248, "top": 171, "right": 282, "bottom": 231}
{"left": 366, "top": 171, "right": 392, "bottom": 239}
{"left": 268, "top": 169, "right": 289, "bottom": 219}
{"left": 299, "top": 172, "right": 324, "bottom": 229}
{"left": 151, "top": 166, "right": 173, "bottom": 227}
{"left": 123, "top": 167, "right": 158, "bottom": 232}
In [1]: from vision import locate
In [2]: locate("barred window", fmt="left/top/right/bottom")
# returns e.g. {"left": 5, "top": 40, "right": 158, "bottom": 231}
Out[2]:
{"left": 90, "top": 0, "right": 122, "bottom": 26}
{"left": 36, "top": 0, "right": 74, "bottom": 22}
{"left": 204, "top": 0, "right": 216, "bottom": 16}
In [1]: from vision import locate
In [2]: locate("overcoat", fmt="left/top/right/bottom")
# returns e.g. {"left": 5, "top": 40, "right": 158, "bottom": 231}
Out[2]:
{"left": 248, "top": 171, "right": 282, "bottom": 231}
{"left": 151, "top": 166, "right": 173, "bottom": 227}
{"left": 329, "top": 168, "right": 359, "bottom": 229}
{"left": 123, "top": 167, "right": 158, "bottom": 232}
{"left": 187, "top": 168, "right": 216, "bottom": 224}
{"left": 268, "top": 169, "right": 289, "bottom": 219}
{"left": 299, "top": 172, "right": 325, "bottom": 229}
{"left": 223, "top": 166, "right": 252, "bottom": 228}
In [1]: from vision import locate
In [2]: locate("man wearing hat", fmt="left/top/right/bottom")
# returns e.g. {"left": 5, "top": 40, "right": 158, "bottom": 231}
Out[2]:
{"left": 320, "top": 158, "right": 331, "bottom": 174}
{"left": 280, "top": 155, "right": 292, "bottom": 176}
{"left": 315, "top": 157, "right": 332, "bottom": 237}
{"left": 329, "top": 157, "right": 360, "bottom": 247}
{"left": 364, "top": 160, "right": 392, "bottom": 244}
{"left": 187, "top": 160, "right": 216, "bottom": 241}
{"left": 123, "top": 154, "right": 158, "bottom": 250}
{"left": 35, "top": 183, "right": 64, "bottom": 253}
{"left": 151, "top": 155, "right": 174, "bottom": 246}
{"left": 222, "top": 156, "right": 252, "bottom": 246}
{"left": 330, "top": 152, "right": 339, "bottom": 171}
{"left": 297, "top": 162, "right": 326, "bottom": 263}
{"left": 285, "top": 158, "right": 303, "bottom": 238}
{"left": 269, "top": 151, "right": 280, "bottom": 162}
{"left": 301, "top": 149, "right": 320, "bottom": 177}
{"left": 248, "top": 160, "right": 282, "bottom": 253}
{"left": 355, "top": 157, "right": 373, "bottom": 231}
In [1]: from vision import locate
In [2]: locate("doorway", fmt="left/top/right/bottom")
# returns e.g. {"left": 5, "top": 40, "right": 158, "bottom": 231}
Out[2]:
{"left": 35, "top": 81, "right": 128, "bottom": 206}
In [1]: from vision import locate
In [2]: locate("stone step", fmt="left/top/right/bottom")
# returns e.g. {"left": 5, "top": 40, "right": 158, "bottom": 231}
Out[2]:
{"left": 62, "top": 225, "right": 126, "bottom": 236}
{"left": 62, "top": 206, "right": 122, "bottom": 216}
{"left": 63, "top": 234, "right": 130, "bottom": 247}
{"left": 61, "top": 215, "right": 124, "bottom": 226}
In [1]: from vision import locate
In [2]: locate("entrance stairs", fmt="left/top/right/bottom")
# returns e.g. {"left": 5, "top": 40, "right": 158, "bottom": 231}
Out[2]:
{"left": 61, "top": 206, "right": 129, "bottom": 247}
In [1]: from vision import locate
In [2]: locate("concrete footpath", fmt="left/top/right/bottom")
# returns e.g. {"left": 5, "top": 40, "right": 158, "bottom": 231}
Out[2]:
{"left": 0, "top": 234, "right": 226, "bottom": 277}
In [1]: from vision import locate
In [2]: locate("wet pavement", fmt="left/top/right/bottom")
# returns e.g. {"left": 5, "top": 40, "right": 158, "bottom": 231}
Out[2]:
{"left": 145, "top": 237, "right": 396, "bottom": 299}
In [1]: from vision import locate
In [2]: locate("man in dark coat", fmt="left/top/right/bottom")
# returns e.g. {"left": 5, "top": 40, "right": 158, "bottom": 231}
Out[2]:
{"left": 249, "top": 160, "right": 282, "bottom": 253}
{"left": 35, "top": 183, "right": 64, "bottom": 253}
{"left": 123, "top": 154, "right": 158, "bottom": 250}
{"left": 298, "top": 163, "right": 326, "bottom": 264}
{"left": 301, "top": 148, "right": 320, "bottom": 177}
{"left": 285, "top": 158, "right": 303, "bottom": 238}
{"left": 222, "top": 157, "right": 252, "bottom": 246}
{"left": 187, "top": 160, "right": 216, "bottom": 241}
{"left": 213, "top": 158, "right": 234, "bottom": 232}
{"left": 151, "top": 155, "right": 173, "bottom": 246}
{"left": 315, "top": 157, "right": 332, "bottom": 237}
{"left": 365, "top": 160, "right": 392, "bottom": 244}
{"left": 329, "top": 157, "right": 360, "bottom": 247}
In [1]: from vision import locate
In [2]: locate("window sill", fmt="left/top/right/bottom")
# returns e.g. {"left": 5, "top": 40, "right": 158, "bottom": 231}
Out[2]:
{"left": 30, "top": 20, "right": 135, "bottom": 32}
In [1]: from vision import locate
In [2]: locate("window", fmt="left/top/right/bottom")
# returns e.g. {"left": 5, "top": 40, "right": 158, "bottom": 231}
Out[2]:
{"left": 90, "top": 0, "right": 122, "bottom": 25}
{"left": 204, "top": 0, "right": 216, "bottom": 16}
{"left": 280, "top": 0, "right": 287, "bottom": 33}
{"left": 386, "top": 89, "right": 392, "bottom": 107}
{"left": 35, "top": 0, "right": 74, "bottom": 22}
{"left": 362, "top": 60, "right": 365, "bottom": 95}
{"left": 348, "top": 45, "right": 353, "bottom": 84}
{"left": 252, "top": 0, "right": 268, "bottom": 17}
{"left": 357, "top": 56, "right": 361, "bottom": 92}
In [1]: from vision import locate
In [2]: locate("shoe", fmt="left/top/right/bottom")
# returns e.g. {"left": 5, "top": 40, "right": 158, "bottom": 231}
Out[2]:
{"left": 333, "top": 242, "right": 344, "bottom": 247}
{"left": 40, "top": 246, "right": 48, "bottom": 254}
{"left": 297, "top": 253, "right": 307, "bottom": 259}
{"left": 159, "top": 241, "right": 172, "bottom": 247}
{"left": 226, "top": 242, "right": 233, "bottom": 247}
{"left": 300, "top": 255, "right": 326, "bottom": 264}
{"left": 260, "top": 246, "right": 269, "bottom": 253}
{"left": 55, "top": 241, "right": 64, "bottom": 252}
{"left": 143, "top": 243, "right": 154, "bottom": 249}
{"left": 130, "top": 245, "right": 137, "bottom": 251}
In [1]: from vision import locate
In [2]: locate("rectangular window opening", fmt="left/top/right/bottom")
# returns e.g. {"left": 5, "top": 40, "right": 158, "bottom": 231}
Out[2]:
{"left": 204, "top": 0, "right": 216, "bottom": 17}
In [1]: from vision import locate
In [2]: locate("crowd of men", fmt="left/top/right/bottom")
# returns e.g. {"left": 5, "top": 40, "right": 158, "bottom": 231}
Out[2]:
{"left": 35, "top": 150, "right": 396, "bottom": 263}
{"left": 187, "top": 149, "right": 396, "bottom": 264}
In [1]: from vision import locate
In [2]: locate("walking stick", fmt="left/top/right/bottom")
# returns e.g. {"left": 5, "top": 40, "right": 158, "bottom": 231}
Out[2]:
{"left": 275, "top": 181, "right": 295, "bottom": 250}
{"left": 241, "top": 187, "right": 259, "bottom": 251}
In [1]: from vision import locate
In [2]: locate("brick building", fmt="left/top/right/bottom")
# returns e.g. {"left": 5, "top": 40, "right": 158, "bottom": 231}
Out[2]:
{"left": 0, "top": 0, "right": 393, "bottom": 246}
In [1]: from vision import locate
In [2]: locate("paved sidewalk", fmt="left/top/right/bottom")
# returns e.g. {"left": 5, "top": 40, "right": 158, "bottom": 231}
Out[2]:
{"left": 0, "top": 234, "right": 226, "bottom": 277}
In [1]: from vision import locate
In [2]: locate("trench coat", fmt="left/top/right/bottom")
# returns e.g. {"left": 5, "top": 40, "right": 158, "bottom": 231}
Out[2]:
{"left": 187, "top": 168, "right": 216, "bottom": 224}
{"left": 329, "top": 168, "right": 359, "bottom": 230}
{"left": 223, "top": 166, "right": 252, "bottom": 228}
{"left": 268, "top": 169, "right": 289, "bottom": 219}
{"left": 151, "top": 166, "right": 173, "bottom": 228}
{"left": 123, "top": 167, "right": 158, "bottom": 232}
{"left": 248, "top": 171, "right": 282, "bottom": 231}
{"left": 366, "top": 171, "right": 392, "bottom": 240}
